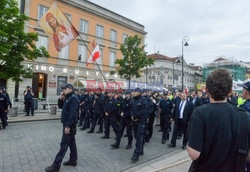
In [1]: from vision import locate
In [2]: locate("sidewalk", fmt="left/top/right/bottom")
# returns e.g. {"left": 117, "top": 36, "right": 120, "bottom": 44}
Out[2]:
{"left": 7, "top": 113, "right": 61, "bottom": 123}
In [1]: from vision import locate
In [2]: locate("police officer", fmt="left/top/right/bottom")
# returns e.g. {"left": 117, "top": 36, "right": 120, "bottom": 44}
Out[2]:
{"left": 88, "top": 88, "right": 104, "bottom": 133}
{"left": 130, "top": 88, "right": 147, "bottom": 162}
{"left": 0, "top": 87, "right": 8, "bottom": 130}
{"left": 80, "top": 89, "right": 93, "bottom": 130}
{"left": 102, "top": 91, "right": 119, "bottom": 139}
{"left": 159, "top": 92, "right": 173, "bottom": 144}
{"left": 45, "top": 84, "right": 79, "bottom": 172}
{"left": 111, "top": 90, "right": 133, "bottom": 149}
{"left": 142, "top": 89, "right": 152, "bottom": 143}
{"left": 1, "top": 86, "right": 11, "bottom": 128}
{"left": 240, "top": 79, "right": 250, "bottom": 171}
{"left": 23, "top": 86, "right": 34, "bottom": 116}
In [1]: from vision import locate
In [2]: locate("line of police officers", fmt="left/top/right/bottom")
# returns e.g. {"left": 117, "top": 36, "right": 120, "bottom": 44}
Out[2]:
{"left": 74, "top": 86, "right": 209, "bottom": 162}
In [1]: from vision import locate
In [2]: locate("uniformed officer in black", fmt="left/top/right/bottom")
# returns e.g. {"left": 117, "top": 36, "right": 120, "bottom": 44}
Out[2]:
{"left": 102, "top": 91, "right": 119, "bottom": 139}
{"left": 23, "top": 86, "right": 34, "bottom": 116}
{"left": 130, "top": 88, "right": 147, "bottom": 162}
{"left": 45, "top": 84, "right": 79, "bottom": 172}
{"left": 0, "top": 87, "right": 8, "bottom": 130}
{"left": 111, "top": 90, "right": 133, "bottom": 149}
{"left": 240, "top": 79, "right": 250, "bottom": 172}
{"left": 0, "top": 86, "right": 11, "bottom": 128}
{"left": 88, "top": 88, "right": 104, "bottom": 133}
{"left": 80, "top": 89, "right": 93, "bottom": 130}
{"left": 159, "top": 92, "right": 173, "bottom": 144}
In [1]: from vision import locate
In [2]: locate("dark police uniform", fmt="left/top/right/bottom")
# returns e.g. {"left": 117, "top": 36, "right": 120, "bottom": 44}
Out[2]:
{"left": 103, "top": 96, "right": 119, "bottom": 138}
{"left": 240, "top": 99, "right": 250, "bottom": 113}
{"left": 111, "top": 96, "right": 133, "bottom": 148}
{"left": 50, "top": 91, "right": 79, "bottom": 170}
{"left": 88, "top": 93, "right": 104, "bottom": 133}
{"left": 80, "top": 94, "right": 93, "bottom": 130}
{"left": 159, "top": 97, "right": 173, "bottom": 143}
{"left": 0, "top": 91, "right": 8, "bottom": 129}
{"left": 143, "top": 95, "right": 152, "bottom": 142}
{"left": 24, "top": 88, "right": 34, "bottom": 116}
{"left": 131, "top": 91, "right": 147, "bottom": 162}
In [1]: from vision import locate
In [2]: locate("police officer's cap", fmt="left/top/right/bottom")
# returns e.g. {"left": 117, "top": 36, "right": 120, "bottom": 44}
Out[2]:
{"left": 61, "top": 84, "right": 74, "bottom": 90}
{"left": 243, "top": 79, "right": 250, "bottom": 91}
{"left": 125, "top": 90, "right": 131, "bottom": 94}
{"left": 81, "top": 88, "right": 86, "bottom": 92}
{"left": 142, "top": 88, "right": 148, "bottom": 93}
{"left": 0, "top": 86, "right": 4, "bottom": 91}
{"left": 163, "top": 92, "right": 168, "bottom": 95}
{"left": 134, "top": 88, "right": 142, "bottom": 93}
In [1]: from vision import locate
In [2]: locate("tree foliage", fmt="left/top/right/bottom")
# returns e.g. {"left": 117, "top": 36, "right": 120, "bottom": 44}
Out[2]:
{"left": 111, "top": 35, "right": 154, "bottom": 88}
{"left": 0, "top": 0, "right": 49, "bottom": 82}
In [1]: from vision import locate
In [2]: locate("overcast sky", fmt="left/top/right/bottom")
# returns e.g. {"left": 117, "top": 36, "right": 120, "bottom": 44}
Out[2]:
{"left": 90, "top": 0, "right": 250, "bottom": 66}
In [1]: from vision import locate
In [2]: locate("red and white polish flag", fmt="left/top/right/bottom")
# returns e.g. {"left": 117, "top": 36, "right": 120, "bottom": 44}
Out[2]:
{"left": 87, "top": 44, "right": 100, "bottom": 66}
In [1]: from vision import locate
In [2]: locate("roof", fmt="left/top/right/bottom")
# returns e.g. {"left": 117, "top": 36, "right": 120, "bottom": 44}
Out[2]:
{"left": 147, "top": 53, "right": 179, "bottom": 62}
{"left": 213, "top": 57, "right": 226, "bottom": 62}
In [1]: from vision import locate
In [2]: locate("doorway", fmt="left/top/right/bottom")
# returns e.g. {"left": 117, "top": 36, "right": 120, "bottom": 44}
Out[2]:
{"left": 32, "top": 73, "right": 47, "bottom": 98}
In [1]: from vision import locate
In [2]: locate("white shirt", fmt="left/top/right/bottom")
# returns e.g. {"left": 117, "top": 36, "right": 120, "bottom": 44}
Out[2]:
{"left": 179, "top": 100, "right": 187, "bottom": 119}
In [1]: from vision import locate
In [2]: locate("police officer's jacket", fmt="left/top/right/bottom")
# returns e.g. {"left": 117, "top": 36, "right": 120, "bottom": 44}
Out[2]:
{"left": 0, "top": 93, "right": 8, "bottom": 111}
{"left": 240, "top": 99, "right": 250, "bottom": 113}
{"left": 93, "top": 94, "right": 104, "bottom": 114}
{"left": 121, "top": 98, "right": 131, "bottom": 118}
{"left": 131, "top": 95, "right": 147, "bottom": 122}
{"left": 80, "top": 94, "right": 92, "bottom": 111}
{"left": 58, "top": 92, "right": 79, "bottom": 127}
{"left": 105, "top": 97, "right": 118, "bottom": 115}
{"left": 144, "top": 95, "right": 153, "bottom": 116}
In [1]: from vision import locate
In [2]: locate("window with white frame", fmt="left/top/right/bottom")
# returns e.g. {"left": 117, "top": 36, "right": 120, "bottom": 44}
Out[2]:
{"left": 36, "top": 36, "right": 48, "bottom": 50}
{"left": 109, "top": 51, "right": 116, "bottom": 67}
{"left": 78, "top": 44, "right": 87, "bottom": 62}
{"left": 123, "top": 34, "right": 128, "bottom": 43}
{"left": 96, "top": 25, "right": 104, "bottom": 38}
{"left": 110, "top": 30, "right": 117, "bottom": 42}
{"left": 58, "top": 45, "right": 69, "bottom": 59}
{"left": 79, "top": 19, "right": 88, "bottom": 34}
{"left": 38, "top": 5, "right": 48, "bottom": 20}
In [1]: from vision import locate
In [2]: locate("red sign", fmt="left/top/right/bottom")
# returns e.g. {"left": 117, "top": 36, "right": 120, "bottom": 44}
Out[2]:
{"left": 49, "top": 81, "right": 56, "bottom": 87}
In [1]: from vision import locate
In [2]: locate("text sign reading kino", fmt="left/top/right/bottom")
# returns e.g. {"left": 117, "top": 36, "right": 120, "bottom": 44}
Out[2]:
{"left": 26, "top": 64, "right": 118, "bottom": 78}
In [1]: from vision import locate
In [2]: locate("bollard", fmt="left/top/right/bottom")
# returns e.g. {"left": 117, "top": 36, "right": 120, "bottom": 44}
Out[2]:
{"left": 50, "top": 105, "right": 57, "bottom": 115}
{"left": 9, "top": 107, "right": 18, "bottom": 117}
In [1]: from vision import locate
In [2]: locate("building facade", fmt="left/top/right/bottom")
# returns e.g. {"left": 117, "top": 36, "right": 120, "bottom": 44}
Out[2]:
{"left": 203, "top": 57, "right": 249, "bottom": 82}
{"left": 145, "top": 53, "right": 203, "bottom": 91}
{"left": 6, "top": 0, "right": 146, "bottom": 99}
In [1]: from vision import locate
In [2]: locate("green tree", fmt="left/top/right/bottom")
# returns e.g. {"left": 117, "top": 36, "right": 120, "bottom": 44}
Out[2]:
{"left": 0, "top": 0, "right": 49, "bottom": 82}
{"left": 111, "top": 35, "right": 154, "bottom": 89}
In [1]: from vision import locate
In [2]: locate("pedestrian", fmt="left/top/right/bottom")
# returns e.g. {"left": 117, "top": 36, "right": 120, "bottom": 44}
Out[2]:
{"left": 45, "top": 84, "right": 79, "bottom": 172}
{"left": 130, "top": 88, "right": 147, "bottom": 162}
{"left": 23, "top": 86, "right": 34, "bottom": 116}
{"left": 88, "top": 88, "right": 104, "bottom": 134}
{"left": 187, "top": 69, "right": 250, "bottom": 171}
{"left": 110, "top": 90, "right": 133, "bottom": 149}
{"left": 168, "top": 92, "right": 193, "bottom": 150}
{"left": 0, "top": 87, "right": 9, "bottom": 130}
{"left": 159, "top": 92, "right": 173, "bottom": 144}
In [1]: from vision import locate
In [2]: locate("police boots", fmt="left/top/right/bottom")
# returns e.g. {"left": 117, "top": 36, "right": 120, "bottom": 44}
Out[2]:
{"left": 125, "top": 143, "right": 132, "bottom": 149}
{"left": 110, "top": 141, "right": 120, "bottom": 149}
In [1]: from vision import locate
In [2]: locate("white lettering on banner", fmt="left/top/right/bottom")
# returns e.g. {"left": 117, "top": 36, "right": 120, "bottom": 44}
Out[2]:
{"left": 86, "top": 71, "right": 89, "bottom": 75}
{"left": 96, "top": 71, "right": 99, "bottom": 76}
{"left": 75, "top": 70, "right": 79, "bottom": 75}
{"left": 49, "top": 66, "right": 54, "bottom": 72}
{"left": 105, "top": 73, "right": 109, "bottom": 77}
{"left": 41, "top": 66, "right": 46, "bottom": 71}
{"left": 63, "top": 68, "right": 67, "bottom": 73}
{"left": 114, "top": 74, "right": 118, "bottom": 78}
{"left": 35, "top": 65, "right": 39, "bottom": 70}
{"left": 27, "top": 64, "right": 33, "bottom": 69}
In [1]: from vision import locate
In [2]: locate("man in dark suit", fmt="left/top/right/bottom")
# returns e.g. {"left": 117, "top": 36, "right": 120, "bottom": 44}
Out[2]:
{"left": 168, "top": 92, "right": 193, "bottom": 150}
{"left": 190, "top": 91, "right": 203, "bottom": 109}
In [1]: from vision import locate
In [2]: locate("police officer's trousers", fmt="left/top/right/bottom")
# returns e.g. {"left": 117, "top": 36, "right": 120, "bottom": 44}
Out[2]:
{"left": 90, "top": 112, "right": 103, "bottom": 131}
{"left": 104, "top": 115, "right": 119, "bottom": 137}
{"left": 161, "top": 115, "right": 171, "bottom": 140}
{"left": 53, "top": 126, "right": 77, "bottom": 167}
{"left": 116, "top": 117, "right": 133, "bottom": 144}
{"left": 0, "top": 111, "right": 7, "bottom": 127}
{"left": 25, "top": 99, "right": 34, "bottom": 116}
{"left": 82, "top": 111, "right": 91, "bottom": 129}
{"left": 133, "top": 122, "right": 146, "bottom": 156}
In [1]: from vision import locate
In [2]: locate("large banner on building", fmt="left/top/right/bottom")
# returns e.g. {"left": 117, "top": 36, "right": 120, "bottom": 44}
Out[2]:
{"left": 39, "top": 3, "right": 79, "bottom": 52}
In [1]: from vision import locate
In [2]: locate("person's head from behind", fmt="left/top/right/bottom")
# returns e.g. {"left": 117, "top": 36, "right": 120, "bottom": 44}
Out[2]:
{"left": 61, "top": 84, "right": 74, "bottom": 95}
{"left": 242, "top": 79, "right": 250, "bottom": 99}
{"left": 206, "top": 69, "right": 232, "bottom": 101}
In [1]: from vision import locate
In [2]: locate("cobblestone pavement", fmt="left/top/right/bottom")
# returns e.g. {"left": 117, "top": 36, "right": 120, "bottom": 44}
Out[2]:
{"left": 0, "top": 120, "right": 189, "bottom": 172}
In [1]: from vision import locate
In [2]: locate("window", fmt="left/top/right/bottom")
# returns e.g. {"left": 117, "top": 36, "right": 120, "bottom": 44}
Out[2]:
{"left": 38, "top": 5, "right": 48, "bottom": 20}
{"left": 36, "top": 36, "right": 48, "bottom": 50}
{"left": 80, "top": 19, "right": 88, "bottom": 34}
{"left": 58, "top": 45, "right": 69, "bottom": 59}
{"left": 96, "top": 25, "right": 104, "bottom": 38}
{"left": 109, "top": 51, "right": 116, "bottom": 67}
{"left": 110, "top": 30, "right": 117, "bottom": 42}
{"left": 78, "top": 44, "right": 87, "bottom": 62}
{"left": 57, "top": 76, "right": 67, "bottom": 95}
{"left": 123, "top": 34, "right": 128, "bottom": 43}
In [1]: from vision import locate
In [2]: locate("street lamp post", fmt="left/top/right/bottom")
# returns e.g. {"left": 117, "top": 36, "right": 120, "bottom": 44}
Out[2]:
{"left": 181, "top": 36, "right": 189, "bottom": 91}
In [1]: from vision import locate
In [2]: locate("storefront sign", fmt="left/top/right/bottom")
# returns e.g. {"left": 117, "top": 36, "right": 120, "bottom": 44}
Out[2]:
{"left": 49, "top": 80, "right": 56, "bottom": 87}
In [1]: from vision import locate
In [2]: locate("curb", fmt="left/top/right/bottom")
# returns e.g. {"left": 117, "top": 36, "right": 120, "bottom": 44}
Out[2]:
{"left": 153, "top": 157, "right": 191, "bottom": 172}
